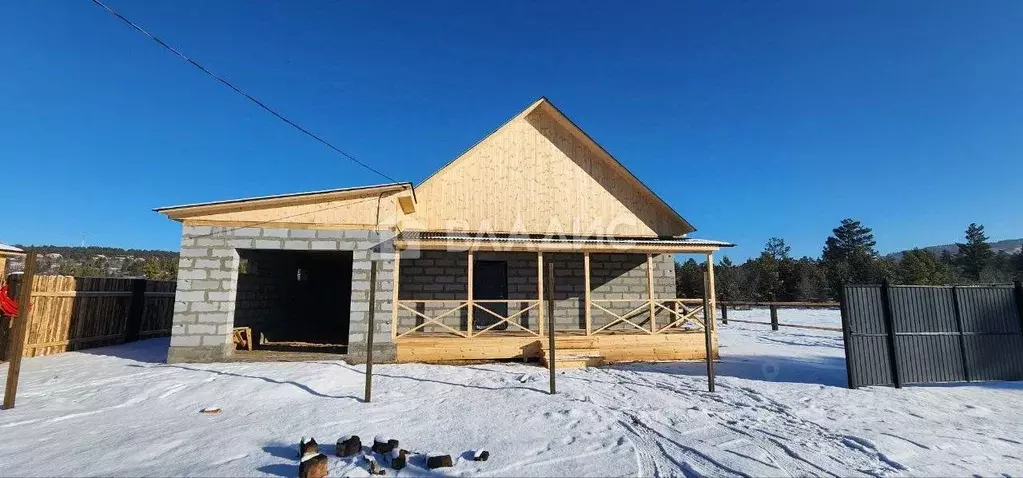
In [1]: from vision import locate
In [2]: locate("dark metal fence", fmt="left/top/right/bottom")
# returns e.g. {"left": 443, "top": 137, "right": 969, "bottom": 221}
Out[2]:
{"left": 841, "top": 280, "right": 1023, "bottom": 388}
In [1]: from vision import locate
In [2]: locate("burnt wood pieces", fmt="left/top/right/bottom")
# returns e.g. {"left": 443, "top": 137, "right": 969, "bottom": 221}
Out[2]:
{"left": 427, "top": 454, "right": 453, "bottom": 469}
{"left": 298, "top": 437, "right": 318, "bottom": 458}
{"left": 298, "top": 453, "right": 328, "bottom": 478}
{"left": 335, "top": 435, "right": 362, "bottom": 457}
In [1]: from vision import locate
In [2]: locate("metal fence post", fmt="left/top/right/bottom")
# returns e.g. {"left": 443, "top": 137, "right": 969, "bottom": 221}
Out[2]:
{"left": 769, "top": 305, "right": 779, "bottom": 331}
{"left": 950, "top": 286, "right": 971, "bottom": 382}
{"left": 880, "top": 279, "right": 903, "bottom": 388}
{"left": 1015, "top": 281, "right": 1023, "bottom": 335}
{"left": 839, "top": 285, "right": 857, "bottom": 389}
{"left": 720, "top": 304, "right": 728, "bottom": 325}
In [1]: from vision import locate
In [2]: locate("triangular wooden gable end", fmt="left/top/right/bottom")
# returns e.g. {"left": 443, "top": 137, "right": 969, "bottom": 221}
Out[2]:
{"left": 407, "top": 98, "right": 694, "bottom": 237}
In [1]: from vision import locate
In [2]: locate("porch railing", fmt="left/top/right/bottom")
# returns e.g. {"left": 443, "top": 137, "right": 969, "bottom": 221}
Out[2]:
{"left": 394, "top": 299, "right": 542, "bottom": 339}
{"left": 394, "top": 297, "right": 706, "bottom": 338}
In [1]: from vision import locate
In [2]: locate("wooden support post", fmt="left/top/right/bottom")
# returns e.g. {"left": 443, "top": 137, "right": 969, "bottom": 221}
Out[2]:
{"left": 721, "top": 304, "right": 729, "bottom": 324}
{"left": 467, "top": 250, "right": 474, "bottom": 338}
{"left": 364, "top": 261, "right": 377, "bottom": 403}
{"left": 880, "top": 278, "right": 902, "bottom": 388}
{"left": 703, "top": 270, "right": 715, "bottom": 392}
{"left": 537, "top": 252, "right": 544, "bottom": 337}
{"left": 124, "top": 278, "right": 147, "bottom": 343}
{"left": 4, "top": 252, "right": 37, "bottom": 409}
{"left": 583, "top": 252, "right": 592, "bottom": 336}
{"left": 646, "top": 254, "right": 656, "bottom": 333}
{"left": 547, "top": 265, "right": 556, "bottom": 395}
{"left": 706, "top": 253, "right": 716, "bottom": 331}
{"left": 770, "top": 305, "right": 779, "bottom": 331}
{"left": 391, "top": 248, "right": 400, "bottom": 340}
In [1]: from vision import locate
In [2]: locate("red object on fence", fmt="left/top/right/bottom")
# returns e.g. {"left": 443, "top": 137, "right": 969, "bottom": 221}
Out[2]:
{"left": 0, "top": 285, "right": 18, "bottom": 318}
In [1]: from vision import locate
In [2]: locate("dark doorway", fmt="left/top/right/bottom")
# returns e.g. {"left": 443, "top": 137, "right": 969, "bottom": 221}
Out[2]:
{"left": 234, "top": 249, "right": 353, "bottom": 353}
{"left": 474, "top": 260, "right": 508, "bottom": 330}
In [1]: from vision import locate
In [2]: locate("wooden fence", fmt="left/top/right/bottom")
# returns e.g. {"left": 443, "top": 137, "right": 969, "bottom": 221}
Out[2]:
{"left": 0, "top": 275, "right": 175, "bottom": 360}
{"left": 719, "top": 301, "right": 842, "bottom": 332}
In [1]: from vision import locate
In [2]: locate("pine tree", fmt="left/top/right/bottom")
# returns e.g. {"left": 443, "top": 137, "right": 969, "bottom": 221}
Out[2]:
{"left": 822, "top": 218, "right": 885, "bottom": 297}
{"left": 957, "top": 223, "right": 993, "bottom": 281}
{"left": 899, "top": 249, "right": 952, "bottom": 285}
{"left": 674, "top": 259, "right": 704, "bottom": 298}
{"left": 715, "top": 256, "right": 739, "bottom": 301}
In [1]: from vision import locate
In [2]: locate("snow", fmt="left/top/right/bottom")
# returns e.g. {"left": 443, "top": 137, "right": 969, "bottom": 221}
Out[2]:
{"left": 2, "top": 308, "right": 1023, "bottom": 476}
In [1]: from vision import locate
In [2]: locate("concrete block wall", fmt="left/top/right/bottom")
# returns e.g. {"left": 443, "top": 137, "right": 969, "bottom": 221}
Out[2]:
{"left": 394, "top": 250, "right": 676, "bottom": 334}
{"left": 167, "top": 225, "right": 394, "bottom": 363}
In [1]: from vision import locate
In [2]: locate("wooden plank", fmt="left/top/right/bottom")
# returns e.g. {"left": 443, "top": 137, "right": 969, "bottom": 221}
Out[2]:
{"left": 4, "top": 253, "right": 37, "bottom": 408}
{"left": 399, "top": 240, "right": 720, "bottom": 254}
{"left": 30, "top": 291, "right": 133, "bottom": 298}
{"left": 583, "top": 252, "right": 591, "bottom": 336}
{"left": 706, "top": 252, "right": 716, "bottom": 331}
{"left": 647, "top": 254, "right": 656, "bottom": 333}
{"left": 537, "top": 252, "right": 544, "bottom": 337}
{"left": 466, "top": 250, "right": 474, "bottom": 338}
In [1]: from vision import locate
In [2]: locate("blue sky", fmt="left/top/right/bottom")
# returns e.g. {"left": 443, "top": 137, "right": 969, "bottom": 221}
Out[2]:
{"left": 1, "top": 1, "right": 1020, "bottom": 261}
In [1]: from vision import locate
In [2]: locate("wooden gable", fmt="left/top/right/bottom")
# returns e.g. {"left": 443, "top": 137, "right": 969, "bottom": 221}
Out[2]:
{"left": 407, "top": 99, "right": 694, "bottom": 237}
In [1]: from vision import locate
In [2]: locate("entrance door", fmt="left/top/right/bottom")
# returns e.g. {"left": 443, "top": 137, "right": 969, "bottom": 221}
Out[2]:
{"left": 473, "top": 260, "right": 508, "bottom": 330}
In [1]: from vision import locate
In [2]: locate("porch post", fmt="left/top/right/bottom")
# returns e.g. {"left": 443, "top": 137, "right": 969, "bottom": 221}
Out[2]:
{"left": 537, "top": 252, "right": 545, "bottom": 337}
{"left": 706, "top": 252, "right": 716, "bottom": 331}
{"left": 583, "top": 252, "right": 592, "bottom": 336}
{"left": 467, "top": 250, "right": 474, "bottom": 338}
{"left": 391, "top": 247, "right": 400, "bottom": 339}
{"left": 647, "top": 253, "right": 656, "bottom": 333}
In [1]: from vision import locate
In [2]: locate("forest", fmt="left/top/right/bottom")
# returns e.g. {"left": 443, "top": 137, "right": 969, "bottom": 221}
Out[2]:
{"left": 677, "top": 219, "right": 1023, "bottom": 301}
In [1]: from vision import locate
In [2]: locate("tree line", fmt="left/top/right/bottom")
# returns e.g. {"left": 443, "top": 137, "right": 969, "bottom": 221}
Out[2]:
{"left": 676, "top": 219, "right": 1023, "bottom": 302}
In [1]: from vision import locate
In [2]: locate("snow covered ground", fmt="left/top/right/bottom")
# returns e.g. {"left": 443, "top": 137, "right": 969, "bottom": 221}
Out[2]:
{"left": 2, "top": 308, "right": 1023, "bottom": 477}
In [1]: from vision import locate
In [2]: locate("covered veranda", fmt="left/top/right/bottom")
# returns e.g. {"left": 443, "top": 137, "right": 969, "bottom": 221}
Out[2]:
{"left": 389, "top": 232, "right": 732, "bottom": 364}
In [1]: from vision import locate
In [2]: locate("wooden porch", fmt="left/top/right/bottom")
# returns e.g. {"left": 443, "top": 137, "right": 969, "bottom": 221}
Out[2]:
{"left": 389, "top": 242, "right": 720, "bottom": 365}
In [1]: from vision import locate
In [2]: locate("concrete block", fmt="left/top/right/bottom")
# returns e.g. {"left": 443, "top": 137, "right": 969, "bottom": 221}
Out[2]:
{"left": 254, "top": 240, "right": 282, "bottom": 249}
{"left": 284, "top": 240, "right": 310, "bottom": 250}
{"left": 170, "top": 335, "right": 202, "bottom": 347}
{"left": 190, "top": 301, "right": 219, "bottom": 312}
{"left": 289, "top": 229, "right": 317, "bottom": 238}
{"left": 195, "top": 258, "right": 221, "bottom": 269}
{"left": 176, "top": 290, "right": 205, "bottom": 302}
{"left": 210, "top": 248, "right": 236, "bottom": 258}
{"left": 316, "top": 229, "right": 347, "bottom": 239}
{"left": 262, "top": 228, "right": 289, "bottom": 238}
{"left": 232, "top": 228, "right": 262, "bottom": 237}
{"left": 186, "top": 324, "right": 218, "bottom": 335}
{"left": 310, "top": 241, "right": 338, "bottom": 250}
{"left": 180, "top": 248, "right": 210, "bottom": 258}
{"left": 227, "top": 239, "right": 254, "bottom": 248}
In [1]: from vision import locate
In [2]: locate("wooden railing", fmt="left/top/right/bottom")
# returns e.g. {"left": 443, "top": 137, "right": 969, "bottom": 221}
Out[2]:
{"left": 395, "top": 297, "right": 708, "bottom": 338}
{"left": 394, "top": 299, "right": 542, "bottom": 339}
{"left": 590, "top": 298, "right": 706, "bottom": 335}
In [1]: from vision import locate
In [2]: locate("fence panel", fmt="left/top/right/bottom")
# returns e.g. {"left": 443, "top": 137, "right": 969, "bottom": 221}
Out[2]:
{"left": 957, "top": 286, "right": 1023, "bottom": 382}
{"left": 842, "top": 282, "right": 1023, "bottom": 388}
{"left": 841, "top": 285, "right": 894, "bottom": 387}
{"left": 1, "top": 275, "right": 176, "bottom": 361}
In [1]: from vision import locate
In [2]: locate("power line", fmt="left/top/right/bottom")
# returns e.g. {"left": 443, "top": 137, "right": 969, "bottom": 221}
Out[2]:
{"left": 89, "top": 0, "right": 400, "bottom": 184}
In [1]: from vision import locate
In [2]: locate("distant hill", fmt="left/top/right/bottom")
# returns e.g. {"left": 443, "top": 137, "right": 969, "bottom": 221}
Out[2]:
{"left": 5, "top": 245, "right": 178, "bottom": 279}
{"left": 889, "top": 238, "right": 1023, "bottom": 260}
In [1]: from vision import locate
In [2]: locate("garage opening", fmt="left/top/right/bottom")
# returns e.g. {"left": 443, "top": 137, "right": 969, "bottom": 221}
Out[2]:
{"left": 233, "top": 249, "right": 353, "bottom": 354}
